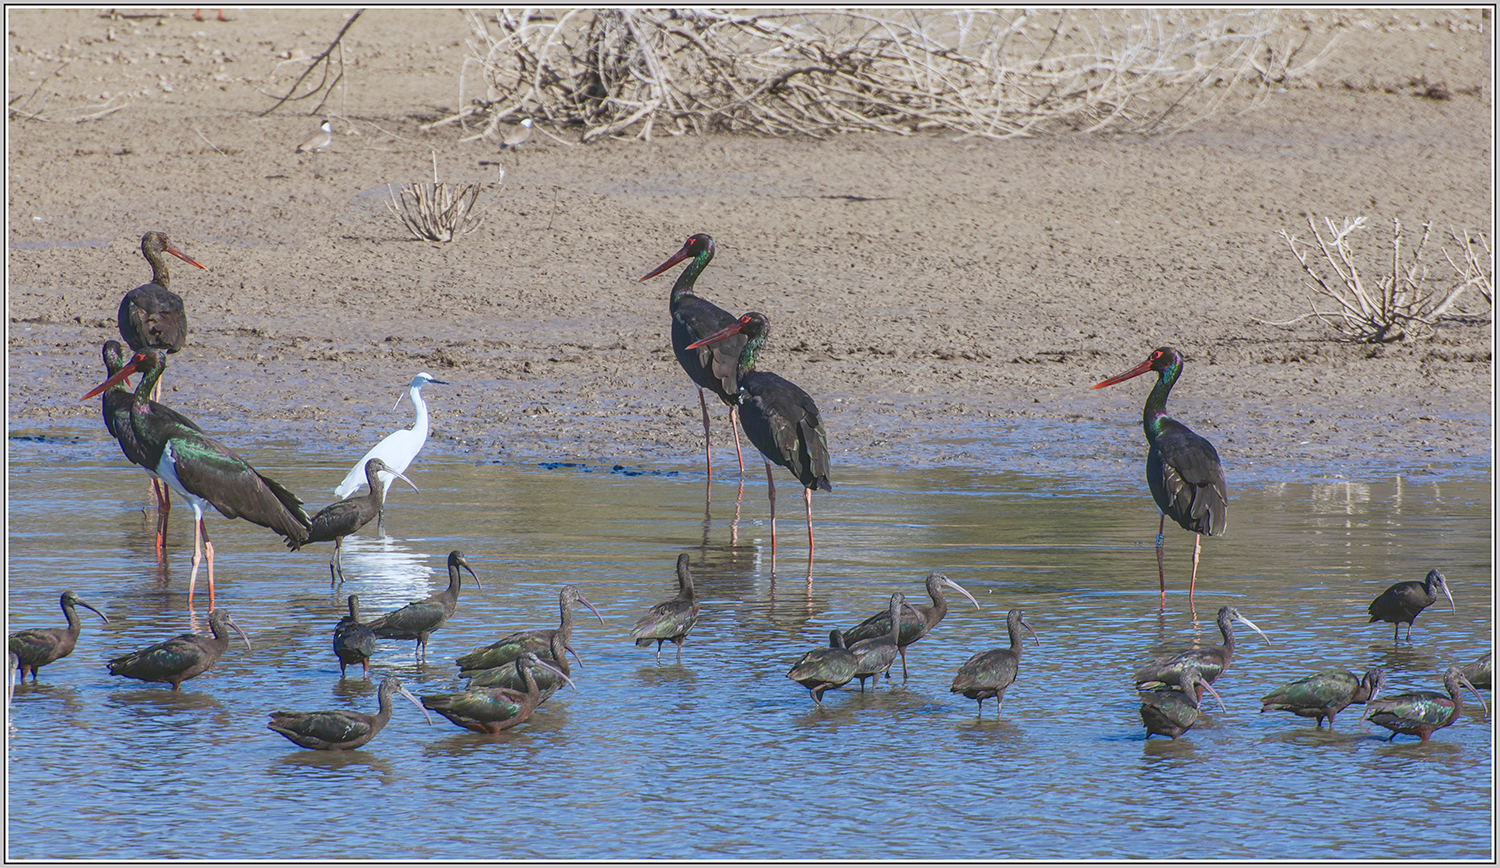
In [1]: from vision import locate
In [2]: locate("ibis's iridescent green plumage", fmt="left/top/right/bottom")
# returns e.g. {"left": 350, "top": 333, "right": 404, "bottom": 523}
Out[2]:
{"left": 368, "top": 551, "right": 479, "bottom": 661}
{"left": 457, "top": 584, "right": 601, "bottom": 677}
{"left": 849, "top": 593, "right": 919, "bottom": 692}
{"left": 423, "top": 652, "right": 576, "bottom": 734}
{"left": 1140, "top": 669, "right": 1225, "bottom": 739}
{"left": 267, "top": 675, "right": 431, "bottom": 751}
{"left": 842, "top": 572, "right": 979, "bottom": 683}
{"left": 787, "top": 629, "right": 858, "bottom": 706}
{"left": 333, "top": 594, "right": 377, "bottom": 678}
{"left": 1362, "top": 664, "right": 1489, "bottom": 742}
{"left": 1092, "top": 347, "right": 1227, "bottom": 605}
{"left": 1134, "top": 605, "right": 1270, "bottom": 699}
{"left": 1367, "top": 569, "right": 1455, "bottom": 642}
{"left": 641, "top": 233, "right": 749, "bottom": 479}
{"left": 9, "top": 591, "right": 109, "bottom": 682}
{"left": 630, "top": 553, "right": 701, "bottom": 665}
{"left": 1460, "top": 651, "right": 1492, "bottom": 691}
{"left": 107, "top": 608, "right": 250, "bottom": 690}
{"left": 294, "top": 457, "right": 417, "bottom": 583}
{"left": 1259, "top": 667, "right": 1385, "bottom": 729}
{"left": 949, "top": 608, "right": 1039, "bottom": 718}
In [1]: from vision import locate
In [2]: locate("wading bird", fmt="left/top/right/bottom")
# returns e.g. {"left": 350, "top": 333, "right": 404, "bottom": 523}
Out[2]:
{"left": 107, "top": 608, "right": 250, "bottom": 690}
{"left": 296, "top": 119, "right": 332, "bottom": 153}
{"left": 334, "top": 372, "right": 448, "bottom": 536}
{"left": 1140, "top": 669, "right": 1225, "bottom": 740}
{"left": 267, "top": 675, "right": 433, "bottom": 751}
{"left": 293, "top": 458, "right": 418, "bottom": 583}
{"left": 333, "top": 595, "right": 377, "bottom": 678}
{"left": 1362, "top": 664, "right": 1489, "bottom": 742}
{"left": 367, "top": 551, "right": 479, "bottom": 661}
{"left": 842, "top": 572, "right": 979, "bottom": 683}
{"left": 1259, "top": 667, "right": 1385, "bottom": 729}
{"left": 787, "top": 629, "right": 859, "bottom": 707}
{"left": 1367, "top": 569, "right": 1455, "bottom": 642}
{"left": 1134, "top": 606, "right": 1271, "bottom": 699}
{"left": 423, "top": 652, "right": 576, "bottom": 735}
{"left": 9, "top": 592, "right": 109, "bottom": 682}
{"left": 950, "top": 608, "right": 1039, "bottom": 719}
{"left": 457, "top": 585, "right": 602, "bottom": 678}
{"left": 630, "top": 554, "right": 702, "bottom": 665}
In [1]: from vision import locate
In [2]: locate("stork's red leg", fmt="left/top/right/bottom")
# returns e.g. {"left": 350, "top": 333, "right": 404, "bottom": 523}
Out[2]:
{"left": 1156, "top": 513, "right": 1167, "bottom": 608}
{"left": 698, "top": 387, "right": 713, "bottom": 487}
{"left": 764, "top": 459, "right": 777, "bottom": 569}
{"left": 804, "top": 486, "right": 814, "bottom": 573}
{"left": 729, "top": 404, "right": 745, "bottom": 475}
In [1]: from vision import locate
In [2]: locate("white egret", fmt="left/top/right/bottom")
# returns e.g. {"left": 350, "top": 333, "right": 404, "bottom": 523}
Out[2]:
{"left": 335, "top": 372, "right": 448, "bottom": 535}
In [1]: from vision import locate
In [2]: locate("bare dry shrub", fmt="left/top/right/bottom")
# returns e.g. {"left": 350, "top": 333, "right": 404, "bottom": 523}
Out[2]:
{"left": 385, "top": 153, "right": 498, "bottom": 243}
{"left": 1271, "top": 215, "right": 1493, "bottom": 343}
{"left": 430, "top": 8, "right": 1328, "bottom": 143}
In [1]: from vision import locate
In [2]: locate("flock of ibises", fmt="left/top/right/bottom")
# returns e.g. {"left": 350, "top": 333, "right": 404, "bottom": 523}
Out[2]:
{"left": 6, "top": 230, "right": 1492, "bottom": 750}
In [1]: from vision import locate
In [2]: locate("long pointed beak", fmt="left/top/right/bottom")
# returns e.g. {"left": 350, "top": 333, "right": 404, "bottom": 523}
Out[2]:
{"left": 685, "top": 320, "right": 746, "bottom": 350}
{"left": 1460, "top": 675, "right": 1489, "bottom": 717}
{"left": 82, "top": 357, "right": 142, "bottom": 400}
{"left": 398, "top": 684, "right": 435, "bottom": 724}
{"left": 79, "top": 601, "right": 110, "bottom": 624}
{"left": 387, "top": 470, "right": 420, "bottom": 493}
{"left": 462, "top": 564, "right": 481, "bottom": 589}
{"left": 1091, "top": 358, "right": 1154, "bottom": 389}
{"left": 577, "top": 594, "right": 604, "bottom": 626}
{"left": 228, "top": 618, "right": 253, "bottom": 651}
{"left": 165, "top": 243, "right": 206, "bottom": 270}
{"left": 535, "top": 656, "right": 578, "bottom": 691}
{"left": 1021, "top": 619, "right": 1040, "bottom": 647}
{"left": 1200, "top": 679, "right": 1227, "bottom": 713}
{"left": 1441, "top": 584, "right": 1455, "bottom": 615}
{"left": 640, "top": 245, "right": 692, "bottom": 281}
{"left": 566, "top": 644, "right": 585, "bottom": 669}
{"left": 1235, "top": 613, "right": 1272, "bottom": 646}
{"left": 943, "top": 577, "right": 981, "bottom": 610}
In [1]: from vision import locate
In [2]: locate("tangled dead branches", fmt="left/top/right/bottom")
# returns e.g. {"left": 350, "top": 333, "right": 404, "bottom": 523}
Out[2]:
{"left": 431, "top": 8, "right": 1328, "bottom": 143}
{"left": 385, "top": 154, "right": 498, "bottom": 243}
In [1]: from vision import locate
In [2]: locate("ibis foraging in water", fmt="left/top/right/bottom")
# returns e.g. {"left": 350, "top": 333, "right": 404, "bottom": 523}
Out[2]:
{"left": 1361, "top": 664, "right": 1489, "bottom": 742}
{"left": 1134, "top": 605, "right": 1271, "bottom": 699}
{"left": 1367, "top": 569, "right": 1455, "bottom": 642}
{"left": 848, "top": 592, "right": 923, "bottom": 692}
{"left": 1259, "top": 667, "right": 1385, "bottom": 730}
{"left": 367, "top": 550, "right": 480, "bottom": 661}
{"left": 842, "top": 572, "right": 979, "bottom": 683}
{"left": 1460, "top": 651, "right": 1492, "bottom": 691}
{"left": 334, "top": 372, "right": 448, "bottom": 536}
{"left": 267, "top": 675, "right": 433, "bottom": 751}
{"left": 1139, "top": 669, "right": 1226, "bottom": 739}
{"left": 1092, "top": 347, "right": 1227, "bottom": 606}
{"left": 687, "top": 312, "right": 831, "bottom": 574}
{"left": 640, "top": 233, "right": 748, "bottom": 484}
{"left": 457, "top": 584, "right": 602, "bottom": 677}
{"left": 787, "top": 629, "right": 858, "bottom": 706}
{"left": 629, "top": 553, "right": 702, "bottom": 665}
{"left": 8, "top": 591, "right": 109, "bottom": 682}
{"left": 949, "top": 608, "right": 1039, "bottom": 719}
{"left": 84, "top": 349, "right": 311, "bottom": 610}
{"left": 333, "top": 594, "right": 377, "bottom": 678}
{"left": 293, "top": 457, "right": 418, "bottom": 583}
{"left": 423, "top": 651, "right": 576, "bottom": 735}
{"left": 107, "top": 608, "right": 250, "bottom": 690}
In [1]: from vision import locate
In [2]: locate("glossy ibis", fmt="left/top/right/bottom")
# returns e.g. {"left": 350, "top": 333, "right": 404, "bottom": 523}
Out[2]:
{"left": 456, "top": 584, "right": 602, "bottom": 676}
{"left": 1140, "top": 669, "right": 1226, "bottom": 739}
{"left": 640, "top": 233, "right": 749, "bottom": 484}
{"left": 842, "top": 572, "right": 979, "bottom": 683}
{"left": 296, "top": 119, "right": 332, "bottom": 153}
{"left": 334, "top": 372, "right": 448, "bottom": 536}
{"left": 1367, "top": 569, "right": 1455, "bottom": 642}
{"left": 8, "top": 591, "right": 109, "bottom": 682}
{"left": 84, "top": 349, "right": 311, "bottom": 610}
{"left": 1362, "top": 664, "right": 1489, "bottom": 742}
{"left": 787, "top": 629, "right": 858, "bottom": 706}
{"left": 687, "top": 312, "right": 831, "bottom": 572}
{"left": 367, "top": 550, "right": 480, "bottom": 661}
{"left": 333, "top": 594, "right": 377, "bottom": 678}
{"left": 1460, "top": 651, "right": 1492, "bottom": 691}
{"left": 1259, "top": 667, "right": 1385, "bottom": 729}
{"left": 1134, "top": 605, "right": 1271, "bottom": 698}
{"left": 267, "top": 675, "right": 433, "bottom": 751}
{"left": 630, "top": 553, "right": 702, "bottom": 665}
{"left": 423, "top": 651, "right": 576, "bottom": 735}
{"left": 1092, "top": 347, "right": 1226, "bottom": 606}
{"left": 849, "top": 593, "right": 921, "bottom": 692}
{"left": 949, "top": 608, "right": 1040, "bottom": 718}
{"left": 499, "top": 118, "right": 533, "bottom": 149}
{"left": 292, "top": 457, "right": 418, "bottom": 583}
{"left": 107, "top": 608, "right": 250, "bottom": 690}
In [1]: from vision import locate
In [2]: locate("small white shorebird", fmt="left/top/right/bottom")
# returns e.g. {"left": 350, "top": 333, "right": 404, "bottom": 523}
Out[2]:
{"left": 297, "top": 119, "right": 332, "bottom": 153}
{"left": 500, "top": 118, "right": 533, "bottom": 150}
{"left": 335, "top": 372, "right": 449, "bottom": 535}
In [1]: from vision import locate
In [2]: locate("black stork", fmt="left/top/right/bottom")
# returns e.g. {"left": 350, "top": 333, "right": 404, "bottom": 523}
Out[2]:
{"left": 107, "top": 608, "right": 250, "bottom": 690}
{"left": 1367, "top": 569, "right": 1455, "bottom": 642}
{"left": 84, "top": 349, "right": 312, "bottom": 610}
{"left": 292, "top": 458, "right": 418, "bottom": 584}
{"left": 630, "top": 553, "right": 702, "bottom": 665}
{"left": 456, "top": 584, "right": 602, "bottom": 680}
{"left": 333, "top": 594, "right": 377, "bottom": 678}
{"left": 842, "top": 572, "right": 980, "bottom": 683}
{"left": 1134, "top": 605, "right": 1271, "bottom": 699}
{"left": 1139, "top": 669, "right": 1226, "bottom": 739}
{"left": 1092, "top": 347, "right": 1227, "bottom": 607}
{"left": 640, "top": 233, "right": 749, "bottom": 485}
{"left": 849, "top": 592, "right": 922, "bottom": 692}
{"left": 333, "top": 373, "right": 448, "bottom": 536}
{"left": 686, "top": 312, "right": 831, "bottom": 574}
{"left": 1460, "top": 651, "right": 1492, "bottom": 691}
{"left": 117, "top": 231, "right": 205, "bottom": 394}
{"left": 1361, "top": 664, "right": 1489, "bottom": 742}
{"left": 8, "top": 591, "right": 110, "bottom": 682}
{"left": 423, "top": 651, "right": 576, "bottom": 735}
{"left": 267, "top": 675, "right": 434, "bottom": 751}
{"left": 787, "top": 629, "right": 858, "bottom": 706}
{"left": 1259, "top": 667, "right": 1385, "bottom": 730}
{"left": 367, "top": 550, "right": 480, "bottom": 662}
{"left": 98, "top": 340, "right": 207, "bottom": 560}
{"left": 949, "top": 608, "right": 1040, "bottom": 719}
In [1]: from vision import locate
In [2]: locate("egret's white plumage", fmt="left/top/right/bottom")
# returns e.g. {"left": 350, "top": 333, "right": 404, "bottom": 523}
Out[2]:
{"left": 335, "top": 374, "right": 449, "bottom": 525}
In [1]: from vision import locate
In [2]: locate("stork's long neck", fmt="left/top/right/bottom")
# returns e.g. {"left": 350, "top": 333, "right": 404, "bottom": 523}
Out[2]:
{"left": 1142, "top": 361, "right": 1180, "bottom": 443}
{"left": 670, "top": 246, "right": 713, "bottom": 305}
{"left": 145, "top": 247, "right": 172, "bottom": 289}
{"left": 736, "top": 327, "right": 766, "bottom": 382}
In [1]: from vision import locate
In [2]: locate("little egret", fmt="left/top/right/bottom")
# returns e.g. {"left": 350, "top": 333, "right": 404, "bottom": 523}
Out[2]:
{"left": 334, "top": 372, "right": 449, "bottom": 535}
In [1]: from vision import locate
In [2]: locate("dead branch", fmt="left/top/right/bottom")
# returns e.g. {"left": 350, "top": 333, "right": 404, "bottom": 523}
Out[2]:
{"left": 259, "top": 9, "right": 363, "bottom": 117}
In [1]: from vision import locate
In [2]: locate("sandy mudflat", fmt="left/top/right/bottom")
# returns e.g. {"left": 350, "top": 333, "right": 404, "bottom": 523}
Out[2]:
{"left": 6, "top": 8, "right": 1492, "bottom": 488}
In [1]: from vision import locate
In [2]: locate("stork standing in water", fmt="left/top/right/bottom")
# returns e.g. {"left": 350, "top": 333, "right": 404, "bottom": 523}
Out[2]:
{"left": 335, "top": 372, "right": 448, "bottom": 536}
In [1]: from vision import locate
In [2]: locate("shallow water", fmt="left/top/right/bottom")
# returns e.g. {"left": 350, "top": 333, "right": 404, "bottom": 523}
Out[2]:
{"left": 5, "top": 430, "right": 1493, "bottom": 860}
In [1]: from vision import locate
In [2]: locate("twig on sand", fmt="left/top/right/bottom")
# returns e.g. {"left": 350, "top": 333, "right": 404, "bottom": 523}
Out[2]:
{"left": 259, "top": 9, "right": 363, "bottom": 117}
{"left": 195, "top": 128, "right": 228, "bottom": 156}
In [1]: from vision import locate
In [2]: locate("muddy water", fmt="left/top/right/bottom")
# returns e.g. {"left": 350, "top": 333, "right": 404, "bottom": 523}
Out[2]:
{"left": 5, "top": 430, "right": 1493, "bottom": 860}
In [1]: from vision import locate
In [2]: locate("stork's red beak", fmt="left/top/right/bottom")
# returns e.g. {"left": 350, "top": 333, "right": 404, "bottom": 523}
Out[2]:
{"left": 1091, "top": 358, "right": 1154, "bottom": 389}
{"left": 82, "top": 354, "right": 144, "bottom": 400}
{"left": 685, "top": 320, "right": 747, "bottom": 350}
{"left": 166, "top": 243, "right": 206, "bottom": 270}
{"left": 640, "top": 244, "right": 692, "bottom": 281}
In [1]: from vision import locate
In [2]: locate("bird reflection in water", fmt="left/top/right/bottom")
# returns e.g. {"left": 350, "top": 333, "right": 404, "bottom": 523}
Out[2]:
{"left": 327, "top": 533, "right": 437, "bottom": 607}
